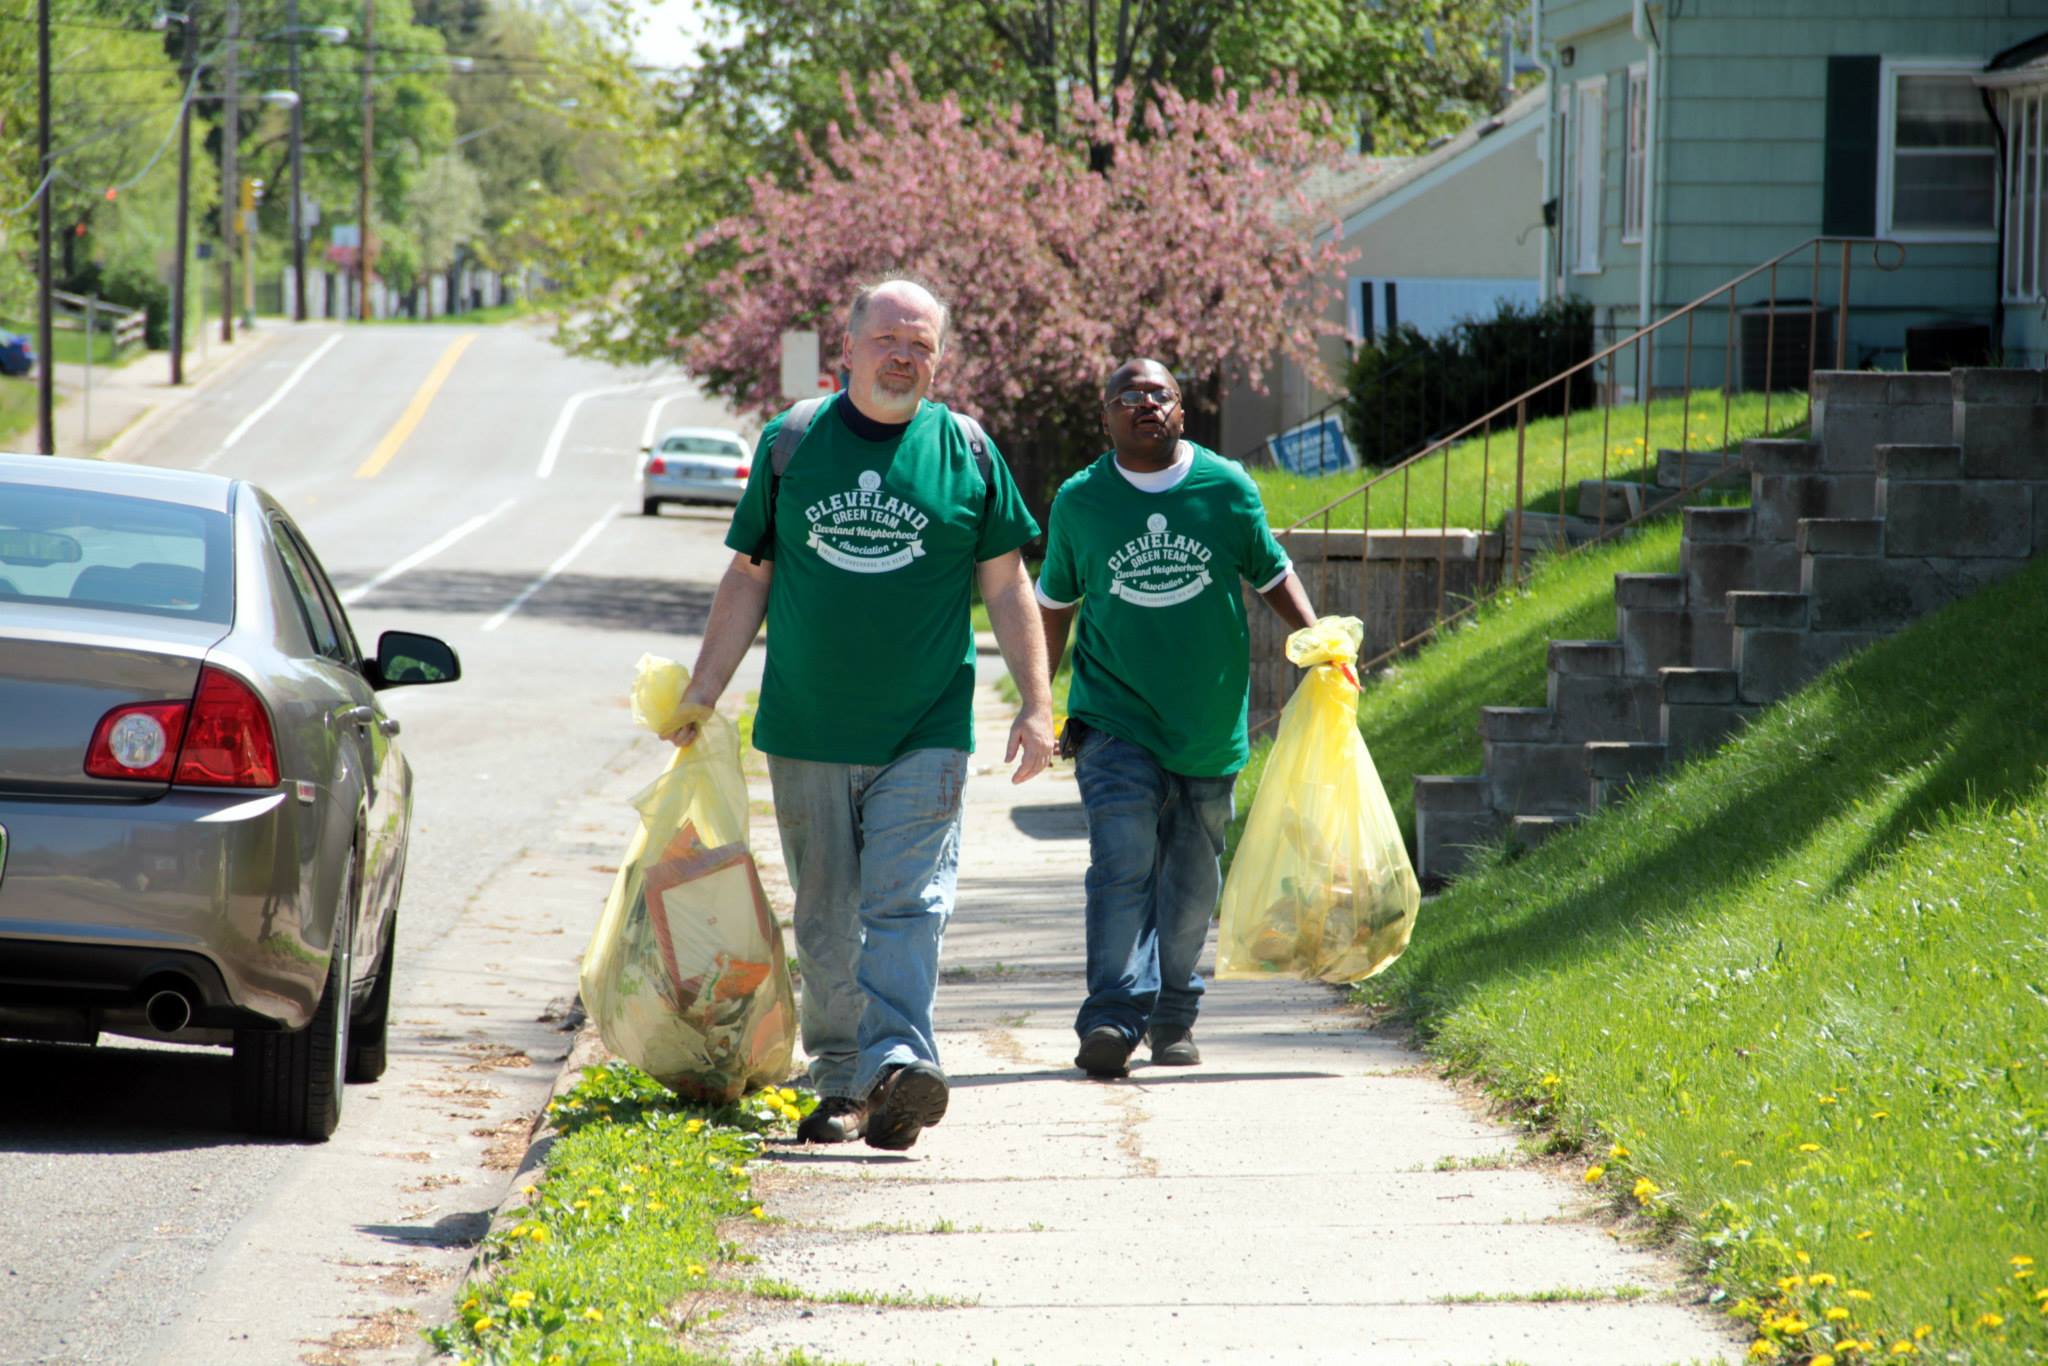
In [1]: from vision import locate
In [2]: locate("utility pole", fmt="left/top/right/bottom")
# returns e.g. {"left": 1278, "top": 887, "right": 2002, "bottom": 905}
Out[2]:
{"left": 356, "top": 0, "right": 374, "bottom": 322}
{"left": 219, "top": 0, "right": 238, "bottom": 343}
{"left": 171, "top": 13, "right": 194, "bottom": 384}
{"left": 35, "top": 0, "right": 53, "bottom": 453}
{"left": 287, "top": 0, "right": 307, "bottom": 321}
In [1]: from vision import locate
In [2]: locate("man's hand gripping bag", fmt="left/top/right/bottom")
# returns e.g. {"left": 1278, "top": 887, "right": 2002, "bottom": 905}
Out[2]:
{"left": 1216, "top": 617, "right": 1421, "bottom": 984}
{"left": 578, "top": 655, "right": 797, "bottom": 1100}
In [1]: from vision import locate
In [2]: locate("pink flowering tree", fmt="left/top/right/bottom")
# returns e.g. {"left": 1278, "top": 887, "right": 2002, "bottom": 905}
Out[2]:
{"left": 681, "top": 62, "right": 1357, "bottom": 508}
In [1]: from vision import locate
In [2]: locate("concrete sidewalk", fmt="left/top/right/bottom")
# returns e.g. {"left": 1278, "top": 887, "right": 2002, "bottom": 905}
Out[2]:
{"left": 2, "top": 322, "right": 287, "bottom": 459}
{"left": 701, "top": 682, "right": 1743, "bottom": 1366}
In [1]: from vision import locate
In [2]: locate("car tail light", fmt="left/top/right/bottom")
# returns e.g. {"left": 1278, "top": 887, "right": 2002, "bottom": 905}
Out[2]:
{"left": 734, "top": 463, "right": 750, "bottom": 480}
{"left": 647, "top": 456, "right": 667, "bottom": 475}
{"left": 85, "top": 701, "right": 190, "bottom": 781}
{"left": 174, "top": 667, "right": 280, "bottom": 787}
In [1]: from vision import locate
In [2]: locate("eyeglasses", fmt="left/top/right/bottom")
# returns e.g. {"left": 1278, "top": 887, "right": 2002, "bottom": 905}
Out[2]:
{"left": 1106, "top": 388, "right": 1181, "bottom": 411}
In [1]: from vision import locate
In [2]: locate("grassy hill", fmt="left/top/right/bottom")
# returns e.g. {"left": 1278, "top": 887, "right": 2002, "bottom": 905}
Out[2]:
{"left": 1283, "top": 557, "right": 2048, "bottom": 1364}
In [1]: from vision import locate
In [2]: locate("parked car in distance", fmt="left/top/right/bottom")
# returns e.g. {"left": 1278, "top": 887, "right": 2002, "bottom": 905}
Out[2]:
{"left": 0, "top": 332, "right": 33, "bottom": 378}
{"left": 640, "top": 426, "right": 751, "bottom": 515}
{"left": 0, "top": 452, "right": 461, "bottom": 1141}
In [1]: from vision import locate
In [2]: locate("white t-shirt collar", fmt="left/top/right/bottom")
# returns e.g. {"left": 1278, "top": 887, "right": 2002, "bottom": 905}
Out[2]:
{"left": 1112, "top": 440, "right": 1194, "bottom": 493}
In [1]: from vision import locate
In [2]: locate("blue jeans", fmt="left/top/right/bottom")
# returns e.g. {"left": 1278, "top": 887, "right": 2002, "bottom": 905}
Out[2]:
{"left": 1072, "top": 729, "right": 1236, "bottom": 1042}
{"left": 767, "top": 747, "right": 967, "bottom": 1100}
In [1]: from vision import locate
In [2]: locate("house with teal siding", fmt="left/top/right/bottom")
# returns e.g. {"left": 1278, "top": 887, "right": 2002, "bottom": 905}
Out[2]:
{"left": 1539, "top": 0, "right": 2048, "bottom": 389}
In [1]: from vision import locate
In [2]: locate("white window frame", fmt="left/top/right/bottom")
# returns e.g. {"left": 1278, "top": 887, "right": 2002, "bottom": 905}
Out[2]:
{"left": 1572, "top": 77, "right": 1605, "bottom": 274}
{"left": 1878, "top": 58, "right": 1999, "bottom": 243}
{"left": 1623, "top": 64, "right": 1647, "bottom": 244}
{"left": 1999, "top": 83, "right": 2048, "bottom": 303}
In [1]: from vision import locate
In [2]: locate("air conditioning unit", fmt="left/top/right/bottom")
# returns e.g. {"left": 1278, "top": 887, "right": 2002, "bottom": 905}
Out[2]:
{"left": 1903, "top": 321, "right": 1991, "bottom": 371}
{"left": 1738, "top": 305, "right": 1834, "bottom": 393}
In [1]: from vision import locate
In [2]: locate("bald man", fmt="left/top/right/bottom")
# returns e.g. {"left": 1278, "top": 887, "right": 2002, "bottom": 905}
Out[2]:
{"left": 672, "top": 277, "right": 1054, "bottom": 1150}
{"left": 1037, "top": 358, "right": 1317, "bottom": 1079}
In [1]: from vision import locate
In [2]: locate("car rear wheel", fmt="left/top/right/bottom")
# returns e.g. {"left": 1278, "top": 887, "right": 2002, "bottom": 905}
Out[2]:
{"left": 346, "top": 909, "right": 395, "bottom": 1083}
{"left": 641, "top": 497, "right": 661, "bottom": 517}
{"left": 232, "top": 859, "right": 354, "bottom": 1141}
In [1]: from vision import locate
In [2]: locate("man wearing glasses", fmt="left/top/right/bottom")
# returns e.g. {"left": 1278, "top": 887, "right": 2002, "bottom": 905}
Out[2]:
{"left": 1036, "top": 357, "right": 1317, "bottom": 1078}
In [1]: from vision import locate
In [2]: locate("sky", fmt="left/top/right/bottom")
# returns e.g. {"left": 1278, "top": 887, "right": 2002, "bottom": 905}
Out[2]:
{"left": 626, "top": 0, "right": 721, "bottom": 72}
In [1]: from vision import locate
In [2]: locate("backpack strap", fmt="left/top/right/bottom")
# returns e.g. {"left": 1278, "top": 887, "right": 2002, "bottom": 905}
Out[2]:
{"left": 952, "top": 412, "right": 995, "bottom": 512}
{"left": 750, "top": 396, "right": 830, "bottom": 565}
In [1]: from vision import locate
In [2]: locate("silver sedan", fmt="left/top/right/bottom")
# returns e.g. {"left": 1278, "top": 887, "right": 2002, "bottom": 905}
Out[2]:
{"left": 0, "top": 452, "right": 459, "bottom": 1141}
{"left": 639, "top": 426, "right": 751, "bottom": 514}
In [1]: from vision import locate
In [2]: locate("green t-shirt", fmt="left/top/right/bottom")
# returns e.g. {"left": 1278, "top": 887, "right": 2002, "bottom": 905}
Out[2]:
{"left": 1037, "top": 444, "right": 1291, "bottom": 778}
{"left": 724, "top": 395, "right": 1040, "bottom": 766}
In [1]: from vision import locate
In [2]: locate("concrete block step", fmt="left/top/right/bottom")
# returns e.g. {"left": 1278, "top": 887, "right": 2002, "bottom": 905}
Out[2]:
{"left": 1510, "top": 814, "right": 1581, "bottom": 852}
{"left": 1875, "top": 443, "right": 1963, "bottom": 481}
{"left": 1655, "top": 446, "right": 1746, "bottom": 491}
{"left": 1481, "top": 736, "right": 1591, "bottom": 818}
{"left": 1575, "top": 478, "right": 1662, "bottom": 522}
{"left": 1614, "top": 572, "right": 1685, "bottom": 611}
{"left": 1413, "top": 774, "right": 1490, "bottom": 814}
{"left": 1815, "top": 374, "right": 1954, "bottom": 471}
{"left": 1479, "top": 706, "right": 1559, "bottom": 743}
{"left": 1800, "top": 553, "right": 2027, "bottom": 633}
{"left": 1659, "top": 666, "right": 1738, "bottom": 705}
{"left": 1735, "top": 626, "right": 1884, "bottom": 705}
{"left": 1549, "top": 673, "right": 1663, "bottom": 743}
{"left": 1585, "top": 740, "right": 1669, "bottom": 782}
{"left": 1877, "top": 478, "right": 2034, "bottom": 559}
{"left": 1682, "top": 506, "right": 1753, "bottom": 545}
{"left": 1798, "top": 518, "right": 1883, "bottom": 557}
{"left": 1504, "top": 510, "right": 1608, "bottom": 550}
{"left": 1744, "top": 438, "right": 1822, "bottom": 475}
{"left": 1752, "top": 468, "right": 1877, "bottom": 542}
{"left": 1548, "top": 639, "right": 1623, "bottom": 676}
{"left": 1726, "top": 590, "right": 1810, "bottom": 630}
{"left": 1617, "top": 599, "right": 1690, "bottom": 678}
{"left": 1955, "top": 372, "right": 2048, "bottom": 479}
{"left": 1414, "top": 803, "right": 1505, "bottom": 885}
{"left": 1661, "top": 697, "right": 1762, "bottom": 760}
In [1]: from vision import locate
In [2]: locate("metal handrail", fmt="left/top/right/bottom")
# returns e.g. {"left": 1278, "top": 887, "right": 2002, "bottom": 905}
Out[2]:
{"left": 1270, "top": 235, "right": 1907, "bottom": 684}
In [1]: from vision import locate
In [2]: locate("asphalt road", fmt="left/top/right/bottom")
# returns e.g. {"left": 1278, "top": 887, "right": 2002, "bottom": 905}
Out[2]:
{"left": 0, "top": 321, "right": 764, "bottom": 1366}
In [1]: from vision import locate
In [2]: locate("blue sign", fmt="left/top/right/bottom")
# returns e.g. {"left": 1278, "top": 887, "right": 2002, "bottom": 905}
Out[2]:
{"left": 1269, "top": 416, "right": 1356, "bottom": 477}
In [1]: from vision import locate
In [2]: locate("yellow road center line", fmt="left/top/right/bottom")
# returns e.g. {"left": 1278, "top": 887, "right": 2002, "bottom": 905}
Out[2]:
{"left": 354, "top": 333, "right": 477, "bottom": 479}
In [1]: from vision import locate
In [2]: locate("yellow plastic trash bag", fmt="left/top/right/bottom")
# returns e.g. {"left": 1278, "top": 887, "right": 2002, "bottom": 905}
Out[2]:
{"left": 578, "top": 654, "right": 797, "bottom": 1101}
{"left": 1216, "top": 617, "right": 1421, "bottom": 984}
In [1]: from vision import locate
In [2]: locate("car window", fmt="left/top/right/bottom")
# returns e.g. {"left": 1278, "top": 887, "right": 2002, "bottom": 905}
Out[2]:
{"left": 0, "top": 484, "right": 231, "bottom": 622}
{"left": 270, "top": 519, "right": 346, "bottom": 661}
{"left": 660, "top": 436, "right": 746, "bottom": 458}
{"left": 276, "top": 520, "right": 362, "bottom": 665}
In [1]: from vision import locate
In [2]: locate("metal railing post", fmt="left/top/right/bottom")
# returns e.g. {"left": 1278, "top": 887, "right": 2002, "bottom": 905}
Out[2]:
{"left": 1511, "top": 399, "right": 1528, "bottom": 585}
{"left": 1836, "top": 240, "right": 1851, "bottom": 371}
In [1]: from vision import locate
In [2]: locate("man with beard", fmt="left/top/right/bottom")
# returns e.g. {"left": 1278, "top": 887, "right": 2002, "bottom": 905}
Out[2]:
{"left": 1036, "top": 357, "right": 1316, "bottom": 1078}
{"left": 669, "top": 277, "right": 1054, "bottom": 1148}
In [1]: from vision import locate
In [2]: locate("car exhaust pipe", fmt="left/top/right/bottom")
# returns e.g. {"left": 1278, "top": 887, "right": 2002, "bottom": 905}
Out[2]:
{"left": 144, "top": 988, "right": 194, "bottom": 1034}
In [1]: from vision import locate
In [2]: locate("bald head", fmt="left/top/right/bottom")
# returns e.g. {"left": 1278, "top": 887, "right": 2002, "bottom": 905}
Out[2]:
{"left": 1100, "top": 357, "right": 1184, "bottom": 468}
{"left": 1103, "top": 357, "right": 1176, "bottom": 403}
{"left": 848, "top": 278, "right": 950, "bottom": 354}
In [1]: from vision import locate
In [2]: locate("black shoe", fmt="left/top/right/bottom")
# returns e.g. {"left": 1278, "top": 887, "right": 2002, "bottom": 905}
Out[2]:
{"left": 1147, "top": 1024, "right": 1201, "bottom": 1066}
{"left": 796, "top": 1094, "right": 867, "bottom": 1144}
{"left": 1075, "top": 1025, "right": 1134, "bottom": 1078}
{"left": 864, "top": 1061, "right": 949, "bottom": 1151}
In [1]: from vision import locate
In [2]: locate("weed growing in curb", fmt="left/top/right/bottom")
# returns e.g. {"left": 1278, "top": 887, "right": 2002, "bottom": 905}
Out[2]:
{"left": 425, "top": 1061, "right": 816, "bottom": 1364}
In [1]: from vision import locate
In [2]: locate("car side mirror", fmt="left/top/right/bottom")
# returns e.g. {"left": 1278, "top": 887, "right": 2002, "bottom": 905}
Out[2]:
{"left": 369, "top": 630, "right": 461, "bottom": 689}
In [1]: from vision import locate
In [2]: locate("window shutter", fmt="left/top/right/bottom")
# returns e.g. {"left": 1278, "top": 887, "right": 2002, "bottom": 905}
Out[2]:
{"left": 1823, "top": 55, "right": 1882, "bottom": 236}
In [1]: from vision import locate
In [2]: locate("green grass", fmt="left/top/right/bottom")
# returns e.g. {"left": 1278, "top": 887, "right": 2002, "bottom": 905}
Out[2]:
{"left": 0, "top": 377, "right": 35, "bottom": 445}
{"left": 426, "top": 1062, "right": 816, "bottom": 1364}
{"left": 1228, "top": 520, "right": 1683, "bottom": 862}
{"left": 370, "top": 299, "right": 532, "bottom": 326}
{"left": 1352, "top": 557, "right": 2048, "bottom": 1365}
{"left": 1252, "top": 388, "right": 1796, "bottom": 531}
{"left": 0, "top": 317, "right": 142, "bottom": 367}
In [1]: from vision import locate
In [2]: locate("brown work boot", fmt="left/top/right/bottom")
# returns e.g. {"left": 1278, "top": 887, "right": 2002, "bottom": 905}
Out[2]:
{"left": 796, "top": 1094, "right": 867, "bottom": 1144}
{"left": 1146, "top": 1024, "right": 1201, "bottom": 1066}
{"left": 1075, "top": 1025, "right": 1135, "bottom": 1078}
{"left": 864, "top": 1061, "right": 950, "bottom": 1151}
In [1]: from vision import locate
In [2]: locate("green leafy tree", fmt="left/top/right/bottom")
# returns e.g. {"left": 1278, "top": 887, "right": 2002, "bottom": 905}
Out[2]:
{"left": 405, "top": 150, "right": 480, "bottom": 313}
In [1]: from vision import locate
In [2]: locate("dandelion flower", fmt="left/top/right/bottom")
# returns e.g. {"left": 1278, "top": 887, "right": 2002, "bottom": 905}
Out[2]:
{"left": 1888, "top": 1344, "right": 1916, "bottom": 1356}
{"left": 778, "top": 1087, "right": 798, "bottom": 1103}
{"left": 1856, "top": 1230, "right": 1875, "bottom": 1240}
{"left": 1796, "top": 1251, "right": 1812, "bottom": 1264}
{"left": 1818, "top": 1094, "right": 1837, "bottom": 1105}
{"left": 1913, "top": 1324, "right": 1932, "bottom": 1339}
{"left": 647, "top": 1199, "right": 666, "bottom": 1211}
{"left": 1846, "top": 1289, "right": 1873, "bottom": 1301}
{"left": 1632, "top": 1177, "right": 1658, "bottom": 1204}
{"left": 1813, "top": 1357, "right": 1836, "bottom": 1366}
{"left": 1798, "top": 1142, "right": 1822, "bottom": 1153}
{"left": 1734, "top": 1158, "right": 1753, "bottom": 1168}
{"left": 1610, "top": 1143, "right": 1631, "bottom": 1159}
{"left": 1826, "top": 1307, "right": 1851, "bottom": 1321}
{"left": 581, "top": 1307, "right": 604, "bottom": 1322}
{"left": 1779, "top": 1316, "right": 1810, "bottom": 1334}
{"left": 507, "top": 1290, "right": 535, "bottom": 1311}
{"left": 1976, "top": 1313, "right": 2004, "bottom": 1329}
{"left": 685, "top": 1118, "right": 706, "bottom": 1134}
{"left": 1583, "top": 1165, "right": 1606, "bottom": 1183}
{"left": 2013, "top": 1255, "right": 2036, "bottom": 1268}
{"left": 471, "top": 1317, "right": 494, "bottom": 1334}
{"left": 1810, "top": 1273, "right": 1838, "bottom": 1287}
{"left": 1747, "top": 1340, "right": 1779, "bottom": 1361}
{"left": 1870, "top": 1110, "right": 1889, "bottom": 1120}
{"left": 1540, "top": 1073, "right": 1560, "bottom": 1088}
{"left": 527, "top": 1227, "right": 550, "bottom": 1243}
{"left": 685, "top": 1262, "right": 706, "bottom": 1276}
{"left": 750, "top": 1205, "right": 767, "bottom": 1219}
